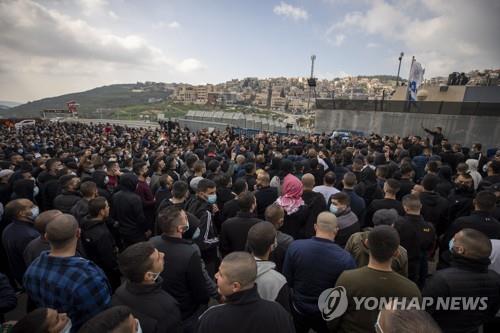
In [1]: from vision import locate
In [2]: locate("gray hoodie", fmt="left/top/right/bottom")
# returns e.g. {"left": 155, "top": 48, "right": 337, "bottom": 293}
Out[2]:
{"left": 255, "top": 259, "right": 288, "bottom": 304}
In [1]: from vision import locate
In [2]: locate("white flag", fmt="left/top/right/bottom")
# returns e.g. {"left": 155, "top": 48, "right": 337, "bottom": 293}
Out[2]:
{"left": 409, "top": 61, "right": 424, "bottom": 101}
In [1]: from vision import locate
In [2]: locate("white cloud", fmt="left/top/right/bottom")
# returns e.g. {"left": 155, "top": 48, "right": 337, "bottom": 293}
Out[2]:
{"left": 153, "top": 20, "right": 181, "bottom": 29}
{"left": 168, "top": 21, "right": 180, "bottom": 29}
{"left": 108, "top": 10, "right": 118, "bottom": 20}
{"left": 327, "top": 0, "right": 500, "bottom": 76}
{"left": 0, "top": 0, "right": 203, "bottom": 100}
{"left": 79, "top": 0, "right": 108, "bottom": 16}
{"left": 366, "top": 42, "right": 379, "bottom": 48}
{"left": 177, "top": 58, "right": 204, "bottom": 73}
{"left": 273, "top": 2, "right": 309, "bottom": 21}
{"left": 334, "top": 34, "right": 345, "bottom": 46}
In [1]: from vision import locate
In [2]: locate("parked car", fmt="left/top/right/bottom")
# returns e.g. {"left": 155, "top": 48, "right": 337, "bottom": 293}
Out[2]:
{"left": 330, "top": 129, "right": 366, "bottom": 140}
{"left": 14, "top": 119, "right": 36, "bottom": 129}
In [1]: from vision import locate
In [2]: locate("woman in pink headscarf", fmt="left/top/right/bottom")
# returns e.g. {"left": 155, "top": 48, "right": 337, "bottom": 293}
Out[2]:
{"left": 275, "top": 174, "right": 310, "bottom": 239}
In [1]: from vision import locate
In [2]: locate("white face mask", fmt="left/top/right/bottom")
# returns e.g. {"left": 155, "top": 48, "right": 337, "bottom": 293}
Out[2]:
{"left": 60, "top": 319, "right": 72, "bottom": 333}
{"left": 148, "top": 271, "right": 161, "bottom": 282}
{"left": 136, "top": 319, "right": 143, "bottom": 333}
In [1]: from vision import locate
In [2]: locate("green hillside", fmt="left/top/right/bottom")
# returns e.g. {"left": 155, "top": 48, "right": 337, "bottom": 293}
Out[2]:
{"left": 3, "top": 84, "right": 172, "bottom": 118}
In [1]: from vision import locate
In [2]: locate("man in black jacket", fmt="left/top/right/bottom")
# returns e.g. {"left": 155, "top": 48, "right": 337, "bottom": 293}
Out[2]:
{"left": 111, "top": 173, "right": 147, "bottom": 247}
{"left": 419, "top": 174, "right": 449, "bottom": 236}
{"left": 70, "top": 180, "right": 98, "bottom": 225}
{"left": 448, "top": 172, "right": 475, "bottom": 223}
{"left": 23, "top": 209, "right": 62, "bottom": 266}
{"left": 81, "top": 197, "right": 121, "bottom": 291}
{"left": 266, "top": 204, "right": 293, "bottom": 273}
{"left": 397, "top": 163, "right": 415, "bottom": 200}
{"left": 341, "top": 172, "right": 365, "bottom": 225}
{"left": 0, "top": 272, "right": 17, "bottom": 323}
{"left": 395, "top": 194, "right": 436, "bottom": 287}
{"left": 221, "top": 179, "right": 248, "bottom": 221}
{"left": 301, "top": 173, "right": 326, "bottom": 238}
{"left": 422, "top": 125, "right": 444, "bottom": 148}
{"left": 254, "top": 171, "right": 278, "bottom": 220}
{"left": 439, "top": 143, "right": 458, "bottom": 172}
{"left": 185, "top": 178, "right": 219, "bottom": 276}
{"left": 197, "top": 252, "right": 295, "bottom": 333}
{"left": 423, "top": 229, "right": 500, "bottom": 333}
{"left": 2, "top": 199, "right": 40, "bottom": 284}
{"left": 53, "top": 175, "right": 81, "bottom": 214}
{"left": 220, "top": 191, "right": 262, "bottom": 257}
{"left": 365, "top": 178, "right": 405, "bottom": 227}
{"left": 150, "top": 206, "right": 209, "bottom": 332}
{"left": 113, "top": 241, "right": 182, "bottom": 333}
{"left": 440, "top": 191, "right": 500, "bottom": 269}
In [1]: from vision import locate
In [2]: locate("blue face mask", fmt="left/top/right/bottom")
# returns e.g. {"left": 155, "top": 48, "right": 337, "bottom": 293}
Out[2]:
{"left": 329, "top": 204, "right": 339, "bottom": 215}
{"left": 449, "top": 238, "right": 455, "bottom": 252}
{"left": 31, "top": 206, "right": 40, "bottom": 220}
{"left": 207, "top": 194, "right": 217, "bottom": 205}
{"left": 192, "top": 227, "right": 201, "bottom": 240}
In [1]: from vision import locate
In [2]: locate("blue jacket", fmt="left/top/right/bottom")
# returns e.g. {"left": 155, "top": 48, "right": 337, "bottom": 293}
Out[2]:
{"left": 283, "top": 237, "right": 356, "bottom": 315}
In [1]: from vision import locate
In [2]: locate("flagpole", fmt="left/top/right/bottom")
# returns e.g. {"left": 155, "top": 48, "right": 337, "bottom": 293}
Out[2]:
{"left": 406, "top": 56, "right": 416, "bottom": 111}
{"left": 407, "top": 56, "right": 416, "bottom": 101}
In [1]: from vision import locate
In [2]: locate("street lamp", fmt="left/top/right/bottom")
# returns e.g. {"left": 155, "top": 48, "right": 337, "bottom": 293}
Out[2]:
{"left": 396, "top": 52, "right": 404, "bottom": 87}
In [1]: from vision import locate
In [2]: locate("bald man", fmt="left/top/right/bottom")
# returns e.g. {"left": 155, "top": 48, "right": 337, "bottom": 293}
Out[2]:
{"left": 23, "top": 209, "right": 62, "bottom": 266}
{"left": 23, "top": 214, "right": 111, "bottom": 331}
{"left": 254, "top": 171, "right": 278, "bottom": 220}
{"left": 424, "top": 228, "right": 500, "bottom": 333}
{"left": 301, "top": 173, "right": 326, "bottom": 238}
{"left": 283, "top": 212, "right": 356, "bottom": 333}
{"left": 197, "top": 252, "right": 294, "bottom": 333}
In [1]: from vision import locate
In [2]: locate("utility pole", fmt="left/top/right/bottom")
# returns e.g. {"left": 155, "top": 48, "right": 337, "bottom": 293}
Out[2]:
{"left": 306, "top": 55, "right": 317, "bottom": 113}
{"left": 396, "top": 52, "right": 404, "bottom": 87}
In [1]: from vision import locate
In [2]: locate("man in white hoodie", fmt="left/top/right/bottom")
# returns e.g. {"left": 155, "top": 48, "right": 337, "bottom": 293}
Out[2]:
{"left": 466, "top": 159, "right": 483, "bottom": 190}
{"left": 246, "top": 222, "right": 290, "bottom": 312}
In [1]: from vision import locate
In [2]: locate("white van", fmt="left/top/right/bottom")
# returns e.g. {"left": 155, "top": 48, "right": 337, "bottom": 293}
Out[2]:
{"left": 14, "top": 119, "right": 36, "bottom": 130}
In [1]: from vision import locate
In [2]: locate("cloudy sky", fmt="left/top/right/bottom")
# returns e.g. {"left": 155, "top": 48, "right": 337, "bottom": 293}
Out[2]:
{"left": 1, "top": 0, "right": 499, "bottom": 102}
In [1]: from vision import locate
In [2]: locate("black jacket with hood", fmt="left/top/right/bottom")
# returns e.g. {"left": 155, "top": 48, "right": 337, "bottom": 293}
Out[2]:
{"left": 112, "top": 278, "right": 182, "bottom": 333}
{"left": 111, "top": 173, "right": 146, "bottom": 243}
{"left": 53, "top": 189, "right": 81, "bottom": 214}
{"left": 197, "top": 285, "right": 295, "bottom": 333}
{"left": 185, "top": 196, "right": 219, "bottom": 254}
{"left": 423, "top": 254, "right": 500, "bottom": 333}
{"left": 81, "top": 215, "right": 121, "bottom": 290}
{"left": 419, "top": 191, "right": 450, "bottom": 236}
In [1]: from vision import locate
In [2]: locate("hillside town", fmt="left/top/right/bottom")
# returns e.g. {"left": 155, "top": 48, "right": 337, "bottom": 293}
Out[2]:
{"left": 129, "top": 69, "right": 500, "bottom": 114}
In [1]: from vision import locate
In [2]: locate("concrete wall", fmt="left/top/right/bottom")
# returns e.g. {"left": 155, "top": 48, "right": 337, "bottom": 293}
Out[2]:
{"left": 315, "top": 109, "right": 500, "bottom": 149}
{"left": 392, "top": 86, "right": 466, "bottom": 101}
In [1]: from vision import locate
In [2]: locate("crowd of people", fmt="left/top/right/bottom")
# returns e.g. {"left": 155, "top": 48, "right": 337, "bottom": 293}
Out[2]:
{"left": 0, "top": 120, "right": 500, "bottom": 333}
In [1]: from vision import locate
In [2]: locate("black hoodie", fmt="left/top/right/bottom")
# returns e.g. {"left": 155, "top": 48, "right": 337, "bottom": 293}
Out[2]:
{"left": 111, "top": 173, "right": 146, "bottom": 243}
{"left": 92, "top": 170, "right": 112, "bottom": 201}
{"left": 81, "top": 215, "right": 121, "bottom": 291}
{"left": 420, "top": 191, "right": 450, "bottom": 236}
